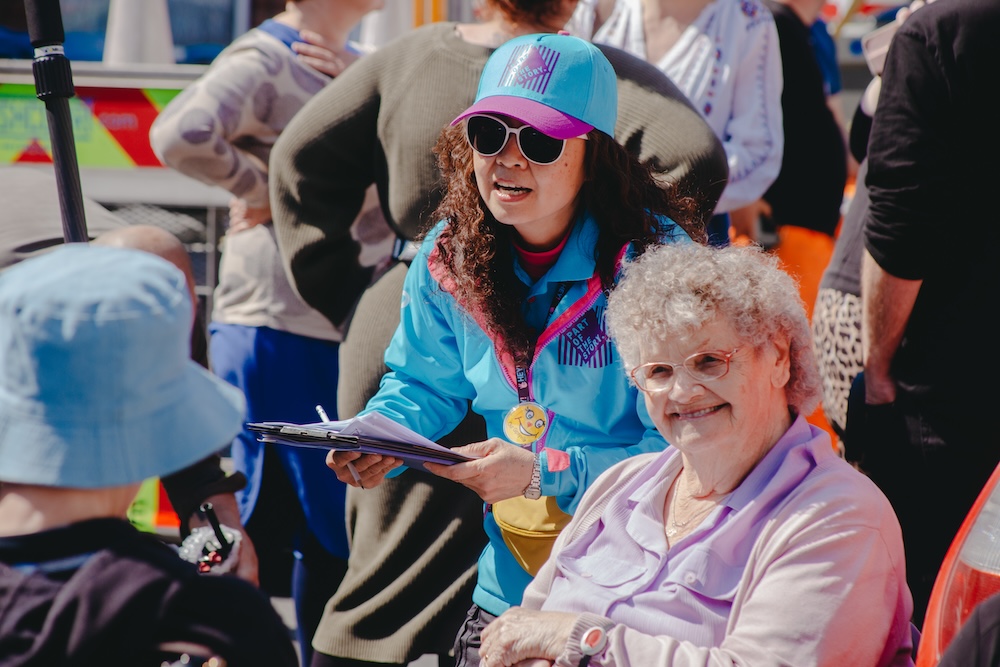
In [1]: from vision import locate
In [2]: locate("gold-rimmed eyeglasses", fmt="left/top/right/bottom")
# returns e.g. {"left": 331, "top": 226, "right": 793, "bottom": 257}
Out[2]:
{"left": 630, "top": 349, "right": 739, "bottom": 395}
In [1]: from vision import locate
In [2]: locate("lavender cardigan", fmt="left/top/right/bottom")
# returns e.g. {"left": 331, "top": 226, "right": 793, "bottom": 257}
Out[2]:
{"left": 522, "top": 416, "right": 915, "bottom": 667}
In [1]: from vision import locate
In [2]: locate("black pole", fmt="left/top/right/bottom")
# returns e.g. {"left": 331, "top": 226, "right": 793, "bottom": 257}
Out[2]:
{"left": 25, "top": 0, "right": 88, "bottom": 244}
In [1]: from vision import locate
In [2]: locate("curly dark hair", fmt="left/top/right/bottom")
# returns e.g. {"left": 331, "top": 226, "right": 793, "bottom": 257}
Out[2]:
{"left": 428, "top": 122, "right": 707, "bottom": 365}
{"left": 484, "top": 0, "right": 571, "bottom": 29}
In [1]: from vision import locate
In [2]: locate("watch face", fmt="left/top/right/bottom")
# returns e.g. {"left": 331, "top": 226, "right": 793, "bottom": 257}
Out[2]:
{"left": 581, "top": 627, "right": 606, "bottom": 654}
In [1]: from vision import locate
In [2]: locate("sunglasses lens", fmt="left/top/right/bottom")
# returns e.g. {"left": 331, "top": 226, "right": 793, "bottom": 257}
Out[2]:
{"left": 467, "top": 116, "right": 508, "bottom": 156}
{"left": 466, "top": 116, "right": 567, "bottom": 164}
{"left": 518, "top": 126, "right": 565, "bottom": 164}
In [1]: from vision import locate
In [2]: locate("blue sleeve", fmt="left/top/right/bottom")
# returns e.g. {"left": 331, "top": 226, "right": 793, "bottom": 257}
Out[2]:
{"left": 810, "top": 20, "right": 842, "bottom": 96}
{"left": 359, "top": 230, "right": 476, "bottom": 443}
{"left": 540, "top": 395, "right": 667, "bottom": 515}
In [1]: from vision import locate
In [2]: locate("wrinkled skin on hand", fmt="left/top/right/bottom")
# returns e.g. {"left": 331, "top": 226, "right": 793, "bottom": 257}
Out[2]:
{"left": 479, "top": 607, "right": 578, "bottom": 667}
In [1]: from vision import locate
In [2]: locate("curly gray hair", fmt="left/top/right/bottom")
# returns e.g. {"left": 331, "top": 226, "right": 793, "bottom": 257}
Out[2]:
{"left": 606, "top": 242, "right": 822, "bottom": 416}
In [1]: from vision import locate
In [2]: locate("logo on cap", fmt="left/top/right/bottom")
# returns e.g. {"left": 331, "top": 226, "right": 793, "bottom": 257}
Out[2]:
{"left": 498, "top": 44, "right": 559, "bottom": 94}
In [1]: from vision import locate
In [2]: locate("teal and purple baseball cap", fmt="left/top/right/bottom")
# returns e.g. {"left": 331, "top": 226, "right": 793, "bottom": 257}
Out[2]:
{"left": 452, "top": 32, "right": 618, "bottom": 140}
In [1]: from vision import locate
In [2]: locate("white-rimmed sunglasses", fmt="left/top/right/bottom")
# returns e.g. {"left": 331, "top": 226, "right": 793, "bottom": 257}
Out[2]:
{"left": 464, "top": 114, "right": 587, "bottom": 165}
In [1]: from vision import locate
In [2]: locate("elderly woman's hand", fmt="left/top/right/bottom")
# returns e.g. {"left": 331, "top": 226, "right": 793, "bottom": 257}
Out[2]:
{"left": 480, "top": 607, "right": 577, "bottom": 667}
{"left": 325, "top": 450, "right": 401, "bottom": 489}
{"left": 423, "top": 438, "right": 535, "bottom": 503}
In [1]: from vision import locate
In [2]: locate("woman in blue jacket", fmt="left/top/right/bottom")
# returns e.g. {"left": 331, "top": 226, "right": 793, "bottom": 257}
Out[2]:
{"left": 325, "top": 32, "right": 706, "bottom": 663}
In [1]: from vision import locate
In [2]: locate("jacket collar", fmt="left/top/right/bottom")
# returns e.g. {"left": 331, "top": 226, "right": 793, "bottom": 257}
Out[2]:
{"left": 515, "top": 212, "right": 601, "bottom": 292}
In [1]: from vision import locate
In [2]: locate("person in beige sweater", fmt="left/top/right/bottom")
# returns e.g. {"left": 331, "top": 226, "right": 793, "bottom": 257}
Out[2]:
{"left": 149, "top": 2, "right": 390, "bottom": 665}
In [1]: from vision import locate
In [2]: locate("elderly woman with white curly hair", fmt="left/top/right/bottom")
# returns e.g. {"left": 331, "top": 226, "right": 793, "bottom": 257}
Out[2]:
{"left": 478, "top": 242, "right": 915, "bottom": 667}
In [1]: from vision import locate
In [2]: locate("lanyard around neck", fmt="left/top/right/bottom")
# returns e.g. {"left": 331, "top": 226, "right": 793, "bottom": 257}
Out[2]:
{"left": 514, "top": 281, "right": 570, "bottom": 403}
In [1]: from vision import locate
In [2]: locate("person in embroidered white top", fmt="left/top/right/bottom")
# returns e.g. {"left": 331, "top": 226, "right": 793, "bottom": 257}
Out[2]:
{"left": 565, "top": 0, "right": 784, "bottom": 242}
{"left": 477, "top": 242, "right": 914, "bottom": 667}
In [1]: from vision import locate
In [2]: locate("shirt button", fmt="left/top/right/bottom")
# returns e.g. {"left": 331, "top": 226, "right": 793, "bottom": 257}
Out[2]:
{"left": 684, "top": 572, "right": 697, "bottom": 585}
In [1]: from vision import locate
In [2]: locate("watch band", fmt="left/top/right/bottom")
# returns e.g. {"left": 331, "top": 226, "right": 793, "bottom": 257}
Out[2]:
{"left": 523, "top": 452, "right": 542, "bottom": 499}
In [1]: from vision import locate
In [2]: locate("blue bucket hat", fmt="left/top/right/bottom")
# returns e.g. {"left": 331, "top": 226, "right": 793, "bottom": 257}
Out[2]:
{"left": 0, "top": 245, "right": 245, "bottom": 488}
{"left": 452, "top": 32, "right": 618, "bottom": 139}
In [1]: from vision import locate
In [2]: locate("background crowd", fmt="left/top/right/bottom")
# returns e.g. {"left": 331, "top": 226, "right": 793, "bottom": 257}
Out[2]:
{"left": 1, "top": 0, "right": 998, "bottom": 664}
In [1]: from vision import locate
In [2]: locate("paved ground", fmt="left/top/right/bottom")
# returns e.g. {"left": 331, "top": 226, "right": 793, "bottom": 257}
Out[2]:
{"left": 271, "top": 597, "right": 439, "bottom": 667}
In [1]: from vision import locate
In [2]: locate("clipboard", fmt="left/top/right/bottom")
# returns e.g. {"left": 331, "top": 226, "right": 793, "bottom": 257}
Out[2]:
{"left": 246, "top": 421, "right": 475, "bottom": 469}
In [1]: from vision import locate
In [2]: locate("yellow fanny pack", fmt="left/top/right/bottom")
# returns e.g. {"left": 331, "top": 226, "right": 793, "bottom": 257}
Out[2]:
{"left": 492, "top": 495, "right": 572, "bottom": 576}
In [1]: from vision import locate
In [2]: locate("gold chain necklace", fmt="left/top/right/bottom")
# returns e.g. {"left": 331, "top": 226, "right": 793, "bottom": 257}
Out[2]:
{"left": 665, "top": 478, "right": 717, "bottom": 539}
{"left": 666, "top": 507, "right": 715, "bottom": 537}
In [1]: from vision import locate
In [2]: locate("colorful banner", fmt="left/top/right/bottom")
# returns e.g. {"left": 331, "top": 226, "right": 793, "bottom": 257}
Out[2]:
{"left": 0, "top": 83, "right": 181, "bottom": 167}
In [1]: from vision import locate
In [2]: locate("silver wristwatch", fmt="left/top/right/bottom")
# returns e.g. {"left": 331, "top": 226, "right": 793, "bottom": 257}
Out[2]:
{"left": 523, "top": 453, "right": 541, "bottom": 499}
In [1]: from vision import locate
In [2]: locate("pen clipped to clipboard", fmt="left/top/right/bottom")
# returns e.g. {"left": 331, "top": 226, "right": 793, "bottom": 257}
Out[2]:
{"left": 315, "top": 404, "right": 363, "bottom": 487}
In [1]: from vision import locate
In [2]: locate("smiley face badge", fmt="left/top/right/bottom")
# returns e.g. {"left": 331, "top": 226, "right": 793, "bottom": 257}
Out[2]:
{"left": 503, "top": 402, "right": 549, "bottom": 445}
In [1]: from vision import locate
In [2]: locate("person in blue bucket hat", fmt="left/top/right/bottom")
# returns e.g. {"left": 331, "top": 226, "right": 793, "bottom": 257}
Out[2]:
{"left": 0, "top": 245, "right": 297, "bottom": 666}
{"left": 322, "top": 32, "right": 706, "bottom": 665}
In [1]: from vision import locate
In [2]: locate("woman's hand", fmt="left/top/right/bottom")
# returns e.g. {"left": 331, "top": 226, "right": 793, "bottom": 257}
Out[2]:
{"left": 424, "top": 438, "right": 535, "bottom": 503}
{"left": 480, "top": 607, "right": 578, "bottom": 667}
{"left": 863, "top": 370, "right": 897, "bottom": 406}
{"left": 293, "top": 30, "right": 362, "bottom": 78}
{"left": 227, "top": 197, "right": 271, "bottom": 233}
{"left": 325, "top": 450, "right": 401, "bottom": 489}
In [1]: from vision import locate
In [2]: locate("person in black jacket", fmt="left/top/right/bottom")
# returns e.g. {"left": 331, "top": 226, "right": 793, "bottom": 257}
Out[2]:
{"left": 937, "top": 593, "right": 1000, "bottom": 667}
{"left": 0, "top": 167, "right": 259, "bottom": 586}
{"left": 858, "top": 0, "right": 1000, "bottom": 624}
{"left": 0, "top": 245, "right": 296, "bottom": 666}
